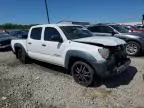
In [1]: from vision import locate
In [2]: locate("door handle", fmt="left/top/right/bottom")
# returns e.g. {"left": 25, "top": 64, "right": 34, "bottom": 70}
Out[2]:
{"left": 42, "top": 44, "right": 46, "bottom": 47}
{"left": 28, "top": 42, "right": 32, "bottom": 45}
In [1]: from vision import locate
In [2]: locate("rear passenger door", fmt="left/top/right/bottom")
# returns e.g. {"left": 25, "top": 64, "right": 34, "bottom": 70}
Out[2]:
{"left": 27, "top": 27, "right": 43, "bottom": 59}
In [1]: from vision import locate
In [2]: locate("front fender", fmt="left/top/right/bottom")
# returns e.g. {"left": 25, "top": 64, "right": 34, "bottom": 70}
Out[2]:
{"left": 65, "top": 50, "right": 97, "bottom": 70}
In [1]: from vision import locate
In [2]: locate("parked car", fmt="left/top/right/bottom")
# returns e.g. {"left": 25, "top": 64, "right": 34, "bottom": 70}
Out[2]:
{"left": 0, "top": 32, "right": 14, "bottom": 50}
{"left": 122, "top": 25, "right": 143, "bottom": 33}
{"left": 87, "top": 23, "right": 144, "bottom": 56}
{"left": 11, "top": 24, "right": 130, "bottom": 86}
{"left": 0, "top": 30, "right": 28, "bottom": 51}
{"left": 135, "top": 25, "right": 144, "bottom": 32}
{"left": 8, "top": 30, "right": 28, "bottom": 39}
{"left": 135, "top": 24, "right": 143, "bottom": 28}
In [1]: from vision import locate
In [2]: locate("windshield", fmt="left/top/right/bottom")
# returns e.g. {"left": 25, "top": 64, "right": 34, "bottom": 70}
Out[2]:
{"left": 60, "top": 26, "right": 93, "bottom": 40}
{"left": 110, "top": 25, "right": 129, "bottom": 33}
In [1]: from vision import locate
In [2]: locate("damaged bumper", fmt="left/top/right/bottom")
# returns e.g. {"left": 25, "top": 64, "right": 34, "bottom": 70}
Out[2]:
{"left": 113, "top": 59, "right": 131, "bottom": 74}
{"left": 92, "top": 57, "right": 131, "bottom": 78}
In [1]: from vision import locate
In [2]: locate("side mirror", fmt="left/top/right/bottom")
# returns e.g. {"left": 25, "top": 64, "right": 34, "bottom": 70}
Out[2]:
{"left": 51, "top": 35, "right": 63, "bottom": 42}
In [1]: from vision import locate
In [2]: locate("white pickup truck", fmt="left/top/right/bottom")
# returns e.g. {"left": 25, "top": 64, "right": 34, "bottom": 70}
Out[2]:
{"left": 11, "top": 24, "right": 131, "bottom": 86}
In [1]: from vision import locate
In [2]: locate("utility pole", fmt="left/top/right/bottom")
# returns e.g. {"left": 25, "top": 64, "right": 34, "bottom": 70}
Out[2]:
{"left": 44, "top": 0, "right": 50, "bottom": 24}
{"left": 142, "top": 14, "right": 144, "bottom": 25}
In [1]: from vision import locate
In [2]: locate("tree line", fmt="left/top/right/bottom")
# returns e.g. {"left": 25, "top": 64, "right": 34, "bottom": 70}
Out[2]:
{"left": 0, "top": 23, "right": 37, "bottom": 29}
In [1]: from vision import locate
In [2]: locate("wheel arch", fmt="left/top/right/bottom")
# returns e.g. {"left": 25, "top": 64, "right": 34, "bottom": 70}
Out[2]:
{"left": 14, "top": 43, "right": 27, "bottom": 58}
{"left": 125, "top": 39, "right": 142, "bottom": 49}
{"left": 65, "top": 50, "right": 97, "bottom": 73}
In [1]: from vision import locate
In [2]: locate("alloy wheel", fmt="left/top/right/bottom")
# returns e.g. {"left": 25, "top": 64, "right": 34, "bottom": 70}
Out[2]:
{"left": 72, "top": 61, "right": 94, "bottom": 86}
{"left": 126, "top": 43, "right": 138, "bottom": 55}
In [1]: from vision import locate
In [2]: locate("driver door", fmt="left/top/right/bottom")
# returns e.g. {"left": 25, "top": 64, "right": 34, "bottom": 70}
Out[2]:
{"left": 40, "top": 27, "right": 65, "bottom": 66}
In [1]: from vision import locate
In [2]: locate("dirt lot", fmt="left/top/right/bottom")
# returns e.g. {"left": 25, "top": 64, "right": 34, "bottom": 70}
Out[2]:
{"left": 0, "top": 51, "right": 144, "bottom": 108}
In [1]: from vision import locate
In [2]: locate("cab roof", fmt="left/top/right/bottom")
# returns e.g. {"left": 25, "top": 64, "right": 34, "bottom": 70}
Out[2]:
{"left": 31, "top": 24, "right": 82, "bottom": 28}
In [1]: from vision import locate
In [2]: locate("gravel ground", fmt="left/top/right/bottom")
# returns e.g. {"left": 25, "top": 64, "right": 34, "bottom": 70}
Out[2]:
{"left": 0, "top": 51, "right": 144, "bottom": 108}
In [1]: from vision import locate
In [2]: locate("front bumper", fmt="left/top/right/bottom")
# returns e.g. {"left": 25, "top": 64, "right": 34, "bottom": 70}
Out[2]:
{"left": 113, "top": 59, "right": 131, "bottom": 74}
{"left": 92, "top": 57, "right": 131, "bottom": 78}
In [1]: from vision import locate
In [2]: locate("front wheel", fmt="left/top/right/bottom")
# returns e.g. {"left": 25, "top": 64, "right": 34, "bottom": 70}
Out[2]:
{"left": 125, "top": 41, "right": 141, "bottom": 56}
{"left": 71, "top": 61, "right": 94, "bottom": 87}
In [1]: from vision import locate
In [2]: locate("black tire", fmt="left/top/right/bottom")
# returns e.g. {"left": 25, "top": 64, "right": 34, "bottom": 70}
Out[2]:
{"left": 71, "top": 61, "right": 94, "bottom": 87}
{"left": 125, "top": 41, "right": 141, "bottom": 56}
{"left": 17, "top": 48, "right": 29, "bottom": 64}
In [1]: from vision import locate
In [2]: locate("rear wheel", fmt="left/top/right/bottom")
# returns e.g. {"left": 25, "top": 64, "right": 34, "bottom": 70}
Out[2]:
{"left": 125, "top": 41, "right": 141, "bottom": 56}
{"left": 17, "top": 48, "right": 29, "bottom": 64}
{"left": 71, "top": 61, "right": 94, "bottom": 87}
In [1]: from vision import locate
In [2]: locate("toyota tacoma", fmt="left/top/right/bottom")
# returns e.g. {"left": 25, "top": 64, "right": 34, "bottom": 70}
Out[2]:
{"left": 11, "top": 24, "right": 131, "bottom": 86}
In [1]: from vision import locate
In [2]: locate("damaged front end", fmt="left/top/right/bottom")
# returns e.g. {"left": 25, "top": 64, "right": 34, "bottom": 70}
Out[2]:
{"left": 73, "top": 40, "right": 131, "bottom": 77}
{"left": 100, "top": 45, "right": 131, "bottom": 77}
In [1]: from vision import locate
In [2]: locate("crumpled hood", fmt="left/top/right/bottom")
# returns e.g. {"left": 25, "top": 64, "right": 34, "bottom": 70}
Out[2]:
{"left": 73, "top": 36, "right": 126, "bottom": 46}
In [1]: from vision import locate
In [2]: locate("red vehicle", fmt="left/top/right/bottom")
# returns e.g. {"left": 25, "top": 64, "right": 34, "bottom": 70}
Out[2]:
{"left": 135, "top": 25, "right": 144, "bottom": 32}
{"left": 123, "top": 25, "right": 144, "bottom": 33}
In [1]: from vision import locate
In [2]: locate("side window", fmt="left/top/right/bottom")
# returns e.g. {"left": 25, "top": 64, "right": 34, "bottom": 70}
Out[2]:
{"left": 30, "top": 28, "right": 42, "bottom": 40}
{"left": 44, "top": 27, "right": 62, "bottom": 42}
{"left": 88, "top": 26, "right": 101, "bottom": 32}
{"left": 100, "top": 26, "right": 113, "bottom": 33}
